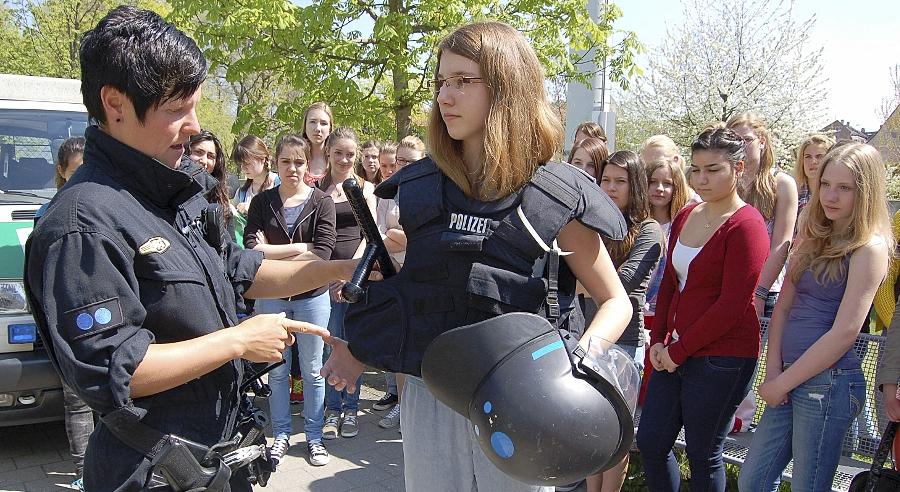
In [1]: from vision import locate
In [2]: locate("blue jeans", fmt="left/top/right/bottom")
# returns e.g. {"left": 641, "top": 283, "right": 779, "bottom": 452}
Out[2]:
{"left": 324, "top": 301, "right": 362, "bottom": 412}
{"left": 385, "top": 372, "right": 398, "bottom": 395}
{"left": 738, "top": 367, "right": 865, "bottom": 492}
{"left": 619, "top": 344, "right": 645, "bottom": 374}
{"left": 256, "top": 293, "right": 330, "bottom": 441}
{"left": 636, "top": 355, "right": 756, "bottom": 492}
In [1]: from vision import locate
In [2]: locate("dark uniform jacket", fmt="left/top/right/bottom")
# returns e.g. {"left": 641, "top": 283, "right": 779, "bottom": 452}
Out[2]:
{"left": 243, "top": 186, "right": 336, "bottom": 299}
{"left": 24, "top": 126, "right": 264, "bottom": 492}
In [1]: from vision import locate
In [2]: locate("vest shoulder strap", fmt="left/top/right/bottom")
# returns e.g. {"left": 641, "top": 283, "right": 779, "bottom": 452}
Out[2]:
{"left": 393, "top": 158, "right": 444, "bottom": 233}
{"left": 482, "top": 163, "right": 582, "bottom": 268}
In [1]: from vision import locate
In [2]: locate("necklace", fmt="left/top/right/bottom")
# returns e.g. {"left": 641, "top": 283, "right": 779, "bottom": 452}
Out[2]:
{"left": 703, "top": 205, "right": 715, "bottom": 229}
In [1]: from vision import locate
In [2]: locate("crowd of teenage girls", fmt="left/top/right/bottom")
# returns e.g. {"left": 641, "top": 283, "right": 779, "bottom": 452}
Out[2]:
{"left": 173, "top": 104, "right": 899, "bottom": 492}
{"left": 567, "top": 119, "right": 895, "bottom": 492}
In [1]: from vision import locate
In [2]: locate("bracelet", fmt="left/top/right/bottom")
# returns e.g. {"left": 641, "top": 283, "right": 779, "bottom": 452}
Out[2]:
{"left": 755, "top": 285, "right": 770, "bottom": 300}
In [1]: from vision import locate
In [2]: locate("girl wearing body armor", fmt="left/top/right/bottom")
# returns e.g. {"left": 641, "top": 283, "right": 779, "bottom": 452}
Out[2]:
{"left": 320, "top": 21, "right": 632, "bottom": 491}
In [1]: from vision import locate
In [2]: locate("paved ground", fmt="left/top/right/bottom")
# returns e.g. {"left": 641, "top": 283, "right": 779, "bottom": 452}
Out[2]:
{"left": 0, "top": 370, "right": 405, "bottom": 492}
{"left": 0, "top": 370, "right": 588, "bottom": 492}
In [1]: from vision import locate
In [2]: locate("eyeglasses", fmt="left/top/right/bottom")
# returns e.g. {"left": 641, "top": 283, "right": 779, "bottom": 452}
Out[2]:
{"left": 396, "top": 157, "right": 413, "bottom": 166}
{"left": 428, "top": 76, "right": 485, "bottom": 96}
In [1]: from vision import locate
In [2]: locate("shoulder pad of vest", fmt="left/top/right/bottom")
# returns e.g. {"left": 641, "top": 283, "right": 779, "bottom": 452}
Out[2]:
{"left": 374, "top": 157, "right": 440, "bottom": 199}
{"left": 535, "top": 162, "right": 627, "bottom": 241}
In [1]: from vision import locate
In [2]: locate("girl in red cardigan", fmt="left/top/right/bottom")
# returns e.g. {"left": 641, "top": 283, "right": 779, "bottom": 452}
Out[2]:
{"left": 636, "top": 126, "right": 770, "bottom": 492}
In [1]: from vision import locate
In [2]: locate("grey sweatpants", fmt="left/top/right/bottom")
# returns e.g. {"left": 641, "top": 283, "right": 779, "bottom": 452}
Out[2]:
{"left": 401, "top": 377, "right": 554, "bottom": 492}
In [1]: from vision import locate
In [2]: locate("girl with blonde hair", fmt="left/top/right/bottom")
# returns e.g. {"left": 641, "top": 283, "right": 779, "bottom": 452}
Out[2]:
{"left": 740, "top": 143, "right": 892, "bottom": 491}
{"left": 357, "top": 139, "right": 382, "bottom": 184}
{"left": 642, "top": 157, "right": 691, "bottom": 329}
{"left": 319, "top": 126, "right": 376, "bottom": 441}
{"left": 794, "top": 133, "right": 835, "bottom": 214}
{"left": 640, "top": 135, "right": 687, "bottom": 171}
{"left": 320, "top": 20, "right": 631, "bottom": 491}
{"left": 727, "top": 111, "right": 798, "bottom": 318}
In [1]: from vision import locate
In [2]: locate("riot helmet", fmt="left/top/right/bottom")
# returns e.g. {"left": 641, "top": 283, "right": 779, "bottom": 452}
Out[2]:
{"left": 421, "top": 312, "right": 639, "bottom": 486}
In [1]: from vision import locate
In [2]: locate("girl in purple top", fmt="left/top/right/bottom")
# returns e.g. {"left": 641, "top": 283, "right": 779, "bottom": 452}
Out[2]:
{"left": 739, "top": 143, "right": 893, "bottom": 492}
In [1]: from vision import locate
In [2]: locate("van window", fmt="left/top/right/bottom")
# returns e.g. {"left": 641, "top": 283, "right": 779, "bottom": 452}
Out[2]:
{"left": 0, "top": 109, "right": 88, "bottom": 192}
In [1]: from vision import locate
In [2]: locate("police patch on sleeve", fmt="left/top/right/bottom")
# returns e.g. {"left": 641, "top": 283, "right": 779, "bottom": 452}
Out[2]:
{"left": 63, "top": 298, "right": 125, "bottom": 341}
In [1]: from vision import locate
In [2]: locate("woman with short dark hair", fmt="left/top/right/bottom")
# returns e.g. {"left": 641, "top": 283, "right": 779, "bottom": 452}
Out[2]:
{"left": 24, "top": 7, "right": 350, "bottom": 491}
{"left": 636, "top": 127, "right": 770, "bottom": 492}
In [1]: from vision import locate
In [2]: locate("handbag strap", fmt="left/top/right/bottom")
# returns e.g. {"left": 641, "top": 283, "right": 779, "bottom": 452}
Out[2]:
{"left": 868, "top": 421, "right": 900, "bottom": 492}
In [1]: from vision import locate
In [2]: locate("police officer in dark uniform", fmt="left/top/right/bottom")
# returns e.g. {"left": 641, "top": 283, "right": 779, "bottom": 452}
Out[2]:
{"left": 24, "top": 7, "right": 351, "bottom": 491}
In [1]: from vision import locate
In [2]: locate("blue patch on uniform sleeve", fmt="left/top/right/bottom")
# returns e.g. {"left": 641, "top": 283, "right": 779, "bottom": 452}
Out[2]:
{"left": 75, "top": 313, "right": 94, "bottom": 331}
{"left": 63, "top": 298, "right": 125, "bottom": 341}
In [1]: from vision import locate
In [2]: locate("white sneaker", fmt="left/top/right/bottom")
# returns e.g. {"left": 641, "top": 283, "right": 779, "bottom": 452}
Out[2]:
{"left": 270, "top": 436, "right": 290, "bottom": 467}
{"left": 378, "top": 404, "right": 401, "bottom": 429}
{"left": 323, "top": 411, "right": 340, "bottom": 440}
{"left": 307, "top": 440, "right": 330, "bottom": 466}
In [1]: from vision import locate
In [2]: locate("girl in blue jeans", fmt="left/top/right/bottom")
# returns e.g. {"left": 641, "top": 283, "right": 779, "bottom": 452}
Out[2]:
{"left": 636, "top": 127, "right": 769, "bottom": 492}
{"left": 244, "top": 134, "right": 337, "bottom": 467}
{"left": 319, "top": 127, "right": 377, "bottom": 440}
{"left": 739, "top": 143, "right": 892, "bottom": 492}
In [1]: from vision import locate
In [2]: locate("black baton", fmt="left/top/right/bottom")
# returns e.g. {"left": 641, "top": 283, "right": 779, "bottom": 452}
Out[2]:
{"left": 341, "top": 178, "right": 396, "bottom": 303}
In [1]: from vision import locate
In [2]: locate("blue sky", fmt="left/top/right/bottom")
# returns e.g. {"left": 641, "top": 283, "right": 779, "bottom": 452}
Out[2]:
{"left": 613, "top": 0, "right": 900, "bottom": 132}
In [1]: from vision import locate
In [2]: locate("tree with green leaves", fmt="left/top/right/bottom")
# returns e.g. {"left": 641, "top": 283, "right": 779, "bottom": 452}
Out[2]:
{"left": 0, "top": 1, "right": 238, "bottom": 158}
{"left": 1, "top": 0, "right": 169, "bottom": 78}
{"left": 169, "top": 0, "right": 641, "bottom": 141}
{"left": 0, "top": 3, "right": 30, "bottom": 74}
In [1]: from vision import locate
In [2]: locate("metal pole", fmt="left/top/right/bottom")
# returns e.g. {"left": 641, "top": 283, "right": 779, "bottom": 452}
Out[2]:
{"left": 599, "top": 0, "right": 608, "bottom": 113}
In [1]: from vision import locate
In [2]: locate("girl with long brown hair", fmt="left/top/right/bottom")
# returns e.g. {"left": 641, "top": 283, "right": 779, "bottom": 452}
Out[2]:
{"left": 320, "top": 21, "right": 631, "bottom": 491}
{"left": 301, "top": 101, "right": 333, "bottom": 185}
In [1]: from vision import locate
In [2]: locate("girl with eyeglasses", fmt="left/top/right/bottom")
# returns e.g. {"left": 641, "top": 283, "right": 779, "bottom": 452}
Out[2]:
{"left": 372, "top": 134, "right": 427, "bottom": 430}
{"left": 319, "top": 21, "right": 631, "bottom": 491}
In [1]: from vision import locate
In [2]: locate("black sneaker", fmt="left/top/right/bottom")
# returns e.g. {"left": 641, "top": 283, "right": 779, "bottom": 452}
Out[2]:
{"left": 373, "top": 393, "right": 398, "bottom": 411}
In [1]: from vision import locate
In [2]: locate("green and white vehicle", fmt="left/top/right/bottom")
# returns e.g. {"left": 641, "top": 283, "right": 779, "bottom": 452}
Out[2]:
{"left": 0, "top": 74, "right": 88, "bottom": 426}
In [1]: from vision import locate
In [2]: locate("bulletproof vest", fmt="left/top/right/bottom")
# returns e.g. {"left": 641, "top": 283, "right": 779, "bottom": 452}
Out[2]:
{"left": 344, "top": 158, "right": 626, "bottom": 376}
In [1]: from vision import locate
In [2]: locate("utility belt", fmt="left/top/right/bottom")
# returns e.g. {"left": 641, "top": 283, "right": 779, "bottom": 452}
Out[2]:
{"left": 101, "top": 362, "right": 280, "bottom": 491}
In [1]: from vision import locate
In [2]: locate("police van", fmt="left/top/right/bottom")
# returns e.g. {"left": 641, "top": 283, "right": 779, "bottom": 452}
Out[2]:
{"left": 0, "top": 74, "right": 88, "bottom": 426}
